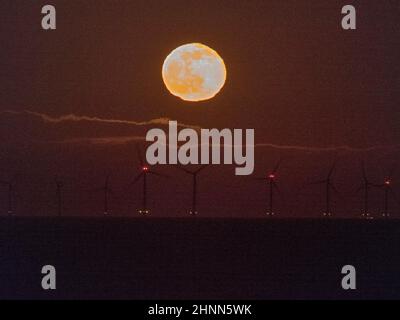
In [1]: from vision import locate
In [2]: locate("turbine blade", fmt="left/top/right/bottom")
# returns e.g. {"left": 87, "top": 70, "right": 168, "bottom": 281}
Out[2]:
{"left": 148, "top": 170, "right": 169, "bottom": 178}
{"left": 272, "top": 158, "right": 283, "bottom": 174}
{"left": 175, "top": 165, "right": 194, "bottom": 175}
{"left": 327, "top": 160, "right": 337, "bottom": 179}
{"left": 388, "top": 188, "right": 399, "bottom": 205}
{"left": 127, "top": 172, "right": 143, "bottom": 188}
{"left": 272, "top": 181, "right": 281, "bottom": 194}
{"left": 194, "top": 164, "right": 209, "bottom": 174}
{"left": 355, "top": 184, "right": 365, "bottom": 194}
{"left": 330, "top": 183, "right": 343, "bottom": 199}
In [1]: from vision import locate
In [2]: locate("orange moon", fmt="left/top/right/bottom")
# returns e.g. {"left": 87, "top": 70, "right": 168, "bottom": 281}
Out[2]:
{"left": 162, "top": 43, "right": 227, "bottom": 102}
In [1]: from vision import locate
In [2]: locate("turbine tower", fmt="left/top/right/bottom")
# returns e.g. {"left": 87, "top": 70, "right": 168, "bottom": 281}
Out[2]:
{"left": 102, "top": 175, "right": 112, "bottom": 216}
{"left": 55, "top": 177, "right": 63, "bottom": 217}
{"left": 255, "top": 159, "right": 282, "bottom": 217}
{"left": 127, "top": 146, "right": 166, "bottom": 215}
{"left": 0, "top": 179, "right": 15, "bottom": 216}
{"left": 356, "top": 161, "right": 378, "bottom": 219}
{"left": 311, "top": 161, "right": 339, "bottom": 217}
{"left": 177, "top": 165, "right": 208, "bottom": 215}
{"left": 92, "top": 174, "right": 113, "bottom": 215}
{"left": 379, "top": 167, "right": 397, "bottom": 218}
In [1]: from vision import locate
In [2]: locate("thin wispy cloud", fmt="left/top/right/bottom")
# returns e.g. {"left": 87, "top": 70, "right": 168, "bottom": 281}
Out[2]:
{"left": 2, "top": 109, "right": 201, "bottom": 130}
{"left": 254, "top": 143, "right": 400, "bottom": 153}
{"left": 41, "top": 136, "right": 145, "bottom": 145}
{"left": 2, "top": 109, "right": 400, "bottom": 152}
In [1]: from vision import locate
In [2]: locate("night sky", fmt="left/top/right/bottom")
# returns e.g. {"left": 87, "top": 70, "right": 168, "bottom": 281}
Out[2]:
{"left": 0, "top": 0, "right": 399, "bottom": 217}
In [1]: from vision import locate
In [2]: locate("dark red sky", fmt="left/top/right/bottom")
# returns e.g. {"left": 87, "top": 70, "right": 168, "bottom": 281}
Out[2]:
{"left": 0, "top": 0, "right": 399, "bottom": 217}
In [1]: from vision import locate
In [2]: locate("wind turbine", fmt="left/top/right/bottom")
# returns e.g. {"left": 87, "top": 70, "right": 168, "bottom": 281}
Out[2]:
{"left": 378, "top": 167, "right": 397, "bottom": 218}
{"left": 356, "top": 161, "right": 379, "bottom": 219}
{"left": 255, "top": 159, "right": 282, "bottom": 217}
{"left": 54, "top": 177, "right": 63, "bottom": 217}
{"left": 176, "top": 165, "right": 208, "bottom": 215}
{"left": 0, "top": 178, "right": 16, "bottom": 216}
{"left": 310, "top": 161, "right": 339, "bottom": 217}
{"left": 91, "top": 174, "right": 113, "bottom": 215}
{"left": 127, "top": 146, "right": 166, "bottom": 215}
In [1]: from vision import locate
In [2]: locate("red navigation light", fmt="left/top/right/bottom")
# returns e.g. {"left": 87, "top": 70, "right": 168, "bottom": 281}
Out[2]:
{"left": 385, "top": 180, "right": 391, "bottom": 186}
{"left": 142, "top": 166, "right": 149, "bottom": 171}
{"left": 268, "top": 174, "right": 275, "bottom": 179}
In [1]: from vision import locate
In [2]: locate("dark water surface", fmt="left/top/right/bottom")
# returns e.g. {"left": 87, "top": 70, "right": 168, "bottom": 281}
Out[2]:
{"left": 0, "top": 217, "right": 399, "bottom": 299}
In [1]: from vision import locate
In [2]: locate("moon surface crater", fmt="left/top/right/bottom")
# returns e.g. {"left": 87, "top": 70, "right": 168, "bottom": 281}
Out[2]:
{"left": 162, "top": 43, "right": 227, "bottom": 102}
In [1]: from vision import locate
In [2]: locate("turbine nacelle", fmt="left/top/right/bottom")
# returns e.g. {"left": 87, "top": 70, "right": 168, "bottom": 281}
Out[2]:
{"left": 268, "top": 174, "right": 276, "bottom": 179}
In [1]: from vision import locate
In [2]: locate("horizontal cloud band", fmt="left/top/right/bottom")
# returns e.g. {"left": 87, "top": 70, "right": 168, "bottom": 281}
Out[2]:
{"left": 2, "top": 109, "right": 399, "bottom": 153}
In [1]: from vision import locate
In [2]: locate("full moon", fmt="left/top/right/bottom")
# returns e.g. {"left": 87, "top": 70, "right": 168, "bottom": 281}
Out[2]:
{"left": 162, "top": 43, "right": 227, "bottom": 102}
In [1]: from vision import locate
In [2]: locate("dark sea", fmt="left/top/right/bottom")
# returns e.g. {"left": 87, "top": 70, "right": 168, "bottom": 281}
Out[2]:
{"left": 0, "top": 217, "right": 399, "bottom": 299}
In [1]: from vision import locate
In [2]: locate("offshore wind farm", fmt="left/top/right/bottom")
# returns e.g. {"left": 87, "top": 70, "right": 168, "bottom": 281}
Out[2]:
{"left": 1, "top": 0, "right": 399, "bottom": 301}
{"left": 0, "top": 160, "right": 398, "bottom": 219}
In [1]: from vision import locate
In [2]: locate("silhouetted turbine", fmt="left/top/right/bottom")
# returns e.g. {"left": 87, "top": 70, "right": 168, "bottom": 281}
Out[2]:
{"left": 0, "top": 179, "right": 15, "bottom": 216}
{"left": 310, "top": 161, "right": 339, "bottom": 217}
{"left": 91, "top": 174, "right": 113, "bottom": 215}
{"left": 127, "top": 146, "right": 166, "bottom": 215}
{"left": 255, "top": 159, "right": 282, "bottom": 217}
{"left": 356, "top": 161, "right": 379, "bottom": 219}
{"left": 378, "top": 166, "right": 398, "bottom": 218}
{"left": 177, "top": 165, "right": 208, "bottom": 215}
